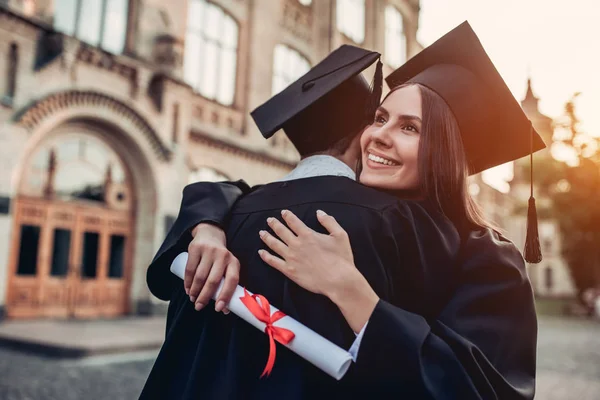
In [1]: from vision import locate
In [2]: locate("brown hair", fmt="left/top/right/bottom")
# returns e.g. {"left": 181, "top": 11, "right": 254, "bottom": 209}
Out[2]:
{"left": 387, "top": 83, "right": 498, "bottom": 233}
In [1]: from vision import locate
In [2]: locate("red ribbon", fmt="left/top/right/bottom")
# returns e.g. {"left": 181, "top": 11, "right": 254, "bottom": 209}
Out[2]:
{"left": 239, "top": 288, "right": 295, "bottom": 378}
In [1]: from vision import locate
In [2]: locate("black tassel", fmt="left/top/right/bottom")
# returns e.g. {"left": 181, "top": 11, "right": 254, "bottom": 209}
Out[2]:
{"left": 524, "top": 124, "right": 542, "bottom": 263}
{"left": 365, "top": 59, "right": 383, "bottom": 124}
{"left": 524, "top": 196, "right": 542, "bottom": 263}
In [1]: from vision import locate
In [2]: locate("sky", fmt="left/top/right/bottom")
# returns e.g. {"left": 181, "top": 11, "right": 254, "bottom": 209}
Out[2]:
{"left": 418, "top": 0, "right": 600, "bottom": 192}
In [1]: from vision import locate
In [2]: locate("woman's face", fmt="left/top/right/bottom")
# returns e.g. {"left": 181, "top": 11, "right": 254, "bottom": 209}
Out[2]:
{"left": 359, "top": 85, "right": 422, "bottom": 191}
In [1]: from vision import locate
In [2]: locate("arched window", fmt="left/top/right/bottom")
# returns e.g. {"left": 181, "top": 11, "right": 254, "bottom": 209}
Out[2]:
{"left": 336, "top": 0, "right": 365, "bottom": 44}
{"left": 22, "top": 135, "right": 131, "bottom": 210}
{"left": 53, "top": 0, "right": 129, "bottom": 54}
{"left": 272, "top": 44, "right": 310, "bottom": 96}
{"left": 184, "top": 0, "right": 239, "bottom": 106}
{"left": 189, "top": 167, "right": 230, "bottom": 185}
{"left": 384, "top": 5, "right": 405, "bottom": 68}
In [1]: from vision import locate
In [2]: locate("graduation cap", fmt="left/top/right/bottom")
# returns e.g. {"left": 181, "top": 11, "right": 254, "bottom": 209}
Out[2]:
{"left": 386, "top": 21, "right": 545, "bottom": 263}
{"left": 251, "top": 45, "right": 383, "bottom": 156}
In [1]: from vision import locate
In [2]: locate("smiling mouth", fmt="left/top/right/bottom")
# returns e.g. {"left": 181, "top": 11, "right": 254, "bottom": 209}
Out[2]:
{"left": 367, "top": 152, "right": 400, "bottom": 166}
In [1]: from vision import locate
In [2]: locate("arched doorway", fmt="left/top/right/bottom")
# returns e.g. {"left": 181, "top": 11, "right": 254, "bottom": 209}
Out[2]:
{"left": 7, "top": 132, "right": 135, "bottom": 319}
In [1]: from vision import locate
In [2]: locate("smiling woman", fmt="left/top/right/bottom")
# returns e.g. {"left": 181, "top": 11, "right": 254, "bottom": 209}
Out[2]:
{"left": 360, "top": 85, "right": 422, "bottom": 192}
{"left": 359, "top": 82, "right": 490, "bottom": 233}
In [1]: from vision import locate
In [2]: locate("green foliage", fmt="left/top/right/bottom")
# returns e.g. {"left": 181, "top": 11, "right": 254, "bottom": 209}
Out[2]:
{"left": 530, "top": 94, "right": 600, "bottom": 299}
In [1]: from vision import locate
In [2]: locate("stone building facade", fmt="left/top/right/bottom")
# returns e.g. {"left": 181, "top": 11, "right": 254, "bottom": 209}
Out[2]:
{"left": 0, "top": 0, "right": 422, "bottom": 319}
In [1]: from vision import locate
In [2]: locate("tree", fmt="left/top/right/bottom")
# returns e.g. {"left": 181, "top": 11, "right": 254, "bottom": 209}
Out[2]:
{"left": 535, "top": 93, "right": 600, "bottom": 301}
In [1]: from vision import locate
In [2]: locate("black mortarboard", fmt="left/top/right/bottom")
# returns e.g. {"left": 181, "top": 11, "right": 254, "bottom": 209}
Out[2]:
{"left": 386, "top": 21, "right": 545, "bottom": 263}
{"left": 386, "top": 21, "right": 545, "bottom": 174}
{"left": 251, "top": 45, "right": 383, "bottom": 155}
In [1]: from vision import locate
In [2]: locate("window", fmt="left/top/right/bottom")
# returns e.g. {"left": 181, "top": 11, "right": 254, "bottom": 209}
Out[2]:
{"left": 109, "top": 234, "right": 126, "bottom": 278}
{"left": 23, "top": 0, "right": 35, "bottom": 15}
{"left": 184, "top": 0, "right": 239, "bottom": 106}
{"left": 298, "top": 0, "right": 312, "bottom": 5}
{"left": 544, "top": 266, "right": 553, "bottom": 290}
{"left": 384, "top": 6, "right": 405, "bottom": 68}
{"left": 3, "top": 43, "right": 18, "bottom": 103}
{"left": 540, "top": 223, "right": 555, "bottom": 253}
{"left": 543, "top": 237, "right": 553, "bottom": 253}
{"left": 23, "top": 135, "right": 130, "bottom": 208}
{"left": 272, "top": 44, "right": 310, "bottom": 96}
{"left": 17, "top": 225, "right": 40, "bottom": 276}
{"left": 336, "top": 0, "right": 365, "bottom": 44}
{"left": 51, "top": 228, "right": 71, "bottom": 277}
{"left": 54, "top": 0, "right": 128, "bottom": 54}
{"left": 81, "top": 231, "right": 99, "bottom": 278}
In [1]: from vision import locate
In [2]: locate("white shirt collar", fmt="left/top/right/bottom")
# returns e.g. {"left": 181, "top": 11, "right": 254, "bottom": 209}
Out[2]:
{"left": 278, "top": 155, "right": 356, "bottom": 182}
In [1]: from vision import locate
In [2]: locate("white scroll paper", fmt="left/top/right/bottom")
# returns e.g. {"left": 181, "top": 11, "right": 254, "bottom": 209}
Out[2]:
{"left": 170, "top": 252, "right": 353, "bottom": 380}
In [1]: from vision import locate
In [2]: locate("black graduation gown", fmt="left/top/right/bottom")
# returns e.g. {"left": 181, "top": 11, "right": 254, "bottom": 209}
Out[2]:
{"left": 140, "top": 176, "right": 537, "bottom": 400}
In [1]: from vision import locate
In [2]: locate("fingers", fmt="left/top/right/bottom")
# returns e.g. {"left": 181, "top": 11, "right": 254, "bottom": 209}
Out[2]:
{"left": 266, "top": 217, "right": 296, "bottom": 245}
{"left": 195, "top": 256, "right": 226, "bottom": 311}
{"left": 258, "top": 249, "right": 286, "bottom": 272}
{"left": 184, "top": 246, "right": 201, "bottom": 295}
{"left": 259, "top": 230, "right": 288, "bottom": 258}
{"left": 188, "top": 255, "right": 211, "bottom": 303}
{"left": 185, "top": 224, "right": 227, "bottom": 296}
{"left": 280, "top": 210, "right": 310, "bottom": 237}
{"left": 316, "top": 210, "right": 347, "bottom": 238}
{"left": 215, "top": 258, "right": 240, "bottom": 313}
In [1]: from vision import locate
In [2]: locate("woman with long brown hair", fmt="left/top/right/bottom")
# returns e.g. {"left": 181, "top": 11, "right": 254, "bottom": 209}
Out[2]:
{"left": 256, "top": 80, "right": 540, "bottom": 397}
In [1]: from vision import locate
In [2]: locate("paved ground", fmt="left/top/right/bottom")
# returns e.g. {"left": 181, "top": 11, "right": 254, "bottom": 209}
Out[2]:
{"left": 0, "top": 315, "right": 597, "bottom": 399}
{"left": 0, "top": 316, "right": 166, "bottom": 357}
{"left": 0, "top": 348, "right": 156, "bottom": 399}
{"left": 535, "top": 317, "right": 600, "bottom": 399}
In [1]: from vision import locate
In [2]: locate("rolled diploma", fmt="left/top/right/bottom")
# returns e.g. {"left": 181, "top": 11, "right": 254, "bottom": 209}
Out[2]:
{"left": 170, "top": 252, "right": 353, "bottom": 380}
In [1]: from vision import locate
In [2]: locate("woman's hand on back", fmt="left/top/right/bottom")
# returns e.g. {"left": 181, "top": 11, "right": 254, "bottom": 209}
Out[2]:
{"left": 258, "top": 209, "right": 379, "bottom": 332}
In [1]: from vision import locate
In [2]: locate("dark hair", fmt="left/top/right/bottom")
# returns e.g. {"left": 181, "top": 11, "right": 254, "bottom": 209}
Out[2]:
{"left": 325, "top": 128, "right": 362, "bottom": 156}
{"left": 386, "top": 83, "right": 498, "bottom": 233}
{"left": 285, "top": 76, "right": 371, "bottom": 156}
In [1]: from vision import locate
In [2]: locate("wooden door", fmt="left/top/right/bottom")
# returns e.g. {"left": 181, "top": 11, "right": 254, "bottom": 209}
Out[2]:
{"left": 6, "top": 198, "right": 133, "bottom": 319}
{"left": 101, "top": 212, "right": 133, "bottom": 317}
{"left": 40, "top": 202, "right": 78, "bottom": 318}
{"left": 69, "top": 208, "right": 105, "bottom": 318}
{"left": 6, "top": 199, "right": 48, "bottom": 318}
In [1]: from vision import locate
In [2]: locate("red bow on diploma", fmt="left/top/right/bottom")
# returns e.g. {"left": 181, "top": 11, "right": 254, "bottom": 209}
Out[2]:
{"left": 239, "top": 288, "right": 296, "bottom": 377}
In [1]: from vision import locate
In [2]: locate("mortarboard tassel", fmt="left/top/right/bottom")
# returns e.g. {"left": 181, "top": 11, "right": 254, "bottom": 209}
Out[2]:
{"left": 365, "top": 59, "right": 384, "bottom": 124}
{"left": 524, "top": 124, "right": 542, "bottom": 263}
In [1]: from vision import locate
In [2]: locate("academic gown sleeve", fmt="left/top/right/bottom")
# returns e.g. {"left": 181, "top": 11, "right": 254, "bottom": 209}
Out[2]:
{"left": 146, "top": 180, "right": 250, "bottom": 301}
{"left": 352, "top": 205, "right": 537, "bottom": 399}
